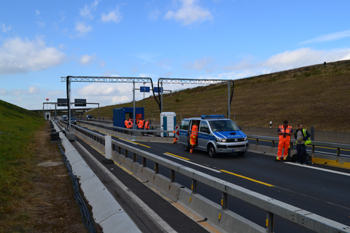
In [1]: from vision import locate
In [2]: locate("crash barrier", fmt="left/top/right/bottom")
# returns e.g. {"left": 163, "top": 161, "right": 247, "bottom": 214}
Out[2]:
{"left": 248, "top": 135, "right": 350, "bottom": 164}
{"left": 76, "top": 120, "right": 175, "bottom": 143}
{"left": 71, "top": 123, "right": 350, "bottom": 233}
{"left": 241, "top": 126, "right": 350, "bottom": 144}
{"left": 53, "top": 121, "right": 141, "bottom": 233}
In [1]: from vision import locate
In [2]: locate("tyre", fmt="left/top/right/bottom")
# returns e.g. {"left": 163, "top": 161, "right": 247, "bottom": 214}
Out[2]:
{"left": 237, "top": 152, "right": 246, "bottom": 156}
{"left": 208, "top": 144, "right": 216, "bottom": 158}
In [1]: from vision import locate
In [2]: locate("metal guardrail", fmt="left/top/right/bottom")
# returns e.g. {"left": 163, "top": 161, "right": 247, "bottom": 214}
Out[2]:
{"left": 77, "top": 120, "right": 175, "bottom": 138}
{"left": 69, "top": 123, "right": 350, "bottom": 233}
{"left": 247, "top": 135, "right": 350, "bottom": 158}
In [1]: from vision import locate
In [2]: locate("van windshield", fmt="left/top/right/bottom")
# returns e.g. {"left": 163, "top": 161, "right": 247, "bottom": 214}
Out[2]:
{"left": 208, "top": 120, "right": 239, "bottom": 132}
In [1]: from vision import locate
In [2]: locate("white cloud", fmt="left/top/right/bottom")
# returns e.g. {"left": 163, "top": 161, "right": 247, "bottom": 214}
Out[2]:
{"left": 28, "top": 86, "right": 40, "bottom": 95}
{"left": 35, "top": 10, "right": 40, "bottom": 15}
{"left": 184, "top": 57, "right": 213, "bottom": 71}
{"left": 99, "top": 60, "right": 106, "bottom": 67}
{"left": 79, "top": 54, "right": 96, "bottom": 65}
{"left": 0, "top": 37, "right": 66, "bottom": 75}
{"left": 101, "top": 7, "right": 123, "bottom": 23}
{"left": 75, "top": 22, "right": 92, "bottom": 35}
{"left": 80, "top": 0, "right": 99, "bottom": 19}
{"left": 2, "top": 23, "right": 12, "bottom": 32}
{"left": 263, "top": 48, "right": 350, "bottom": 70}
{"left": 148, "top": 9, "right": 161, "bottom": 20}
{"left": 220, "top": 47, "right": 350, "bottom": 80}
{"left": 164, "top": 0, "right": 213, "bottom": 25}
{"left": 300, "top": 30, "right": 350, "bottom": 44}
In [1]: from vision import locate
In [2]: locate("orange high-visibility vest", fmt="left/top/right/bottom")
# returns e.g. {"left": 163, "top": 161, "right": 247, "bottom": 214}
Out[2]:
{"left": 124, "top": 120, "right": 128, "bottom": 127}
{"left": 191, "top": 125, "right": 198, "bottom": 137}
{"left": 145, "top": 121, "right": 150, "bottom": 129}
{"left": 279, "top": 125, "right": 292, "bottom": 141}
{"left": 138, "top": 120, "right": 144, "bottom": 129}
{"left": 128, "top": 120, "right": 133, "bottom": 129}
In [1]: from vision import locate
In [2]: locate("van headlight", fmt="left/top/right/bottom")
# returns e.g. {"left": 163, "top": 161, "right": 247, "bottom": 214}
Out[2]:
{"left": 216, "top": 138, "right": 226, "bottom": 142}
{"left": 243, "top": 137, "right": 247, "bottom": 141}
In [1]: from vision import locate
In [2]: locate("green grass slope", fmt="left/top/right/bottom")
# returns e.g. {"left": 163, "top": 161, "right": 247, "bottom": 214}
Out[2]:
{"left": 0, "top": 100, "right": 45, "bottom": 223}
{"left": 85, "top": 60, "right": 350, "bottom": 132}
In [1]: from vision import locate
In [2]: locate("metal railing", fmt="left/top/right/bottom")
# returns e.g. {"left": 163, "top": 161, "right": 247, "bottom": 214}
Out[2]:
{"left": 77, "top": 120, "right": 175, "bottom": 138}
{"left": 68, "top": 122, "right": 350, "bottom": 233}
{"left": 248, "top": 135, "right": 350, "bottom": 158}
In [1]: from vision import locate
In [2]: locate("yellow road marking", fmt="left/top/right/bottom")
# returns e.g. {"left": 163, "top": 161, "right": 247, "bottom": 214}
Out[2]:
{"left": 81, "top": 124, "right": 151, "bottom": 148}
{"left": 220, "top": 169, "right": 274, "bottom": 187}
{"left": 165, "top": 152, "right": 190, "bottom": 161}
{"left": 248, "top": 138, "right": 350, "bottom": 151}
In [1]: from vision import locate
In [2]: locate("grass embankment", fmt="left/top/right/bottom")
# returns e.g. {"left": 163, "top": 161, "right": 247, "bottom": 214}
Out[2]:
{"left": 0, "top": 100, "right": 45, "bottom": 230}
{"left": 85, "top": 60, "right": 350, "bottom": 132}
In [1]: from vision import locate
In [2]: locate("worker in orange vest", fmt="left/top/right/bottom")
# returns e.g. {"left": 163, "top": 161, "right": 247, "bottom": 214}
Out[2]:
{"left": 277, "top": 120, "right": 293, "bottom": 161}
{"left": 137, "top": 118, "right": 144, "bottom": 129}
{"left": 127, "top": 118, "right": 133, "bottom": 129}
{"left": 190, "top": 121, "right": 199, "bottom": 153}
{"left": 124, "top": 118, "right": 129, "bottom": 128}
{"left": 145, "top": 120, "right": 150, "bottom": 130}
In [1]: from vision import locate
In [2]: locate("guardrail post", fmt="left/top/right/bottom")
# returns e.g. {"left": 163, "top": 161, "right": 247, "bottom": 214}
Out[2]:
{"left": 142, "top": 157, "right": 146, "bottom": 167}
{"left": 192, "top": 179, "right": 197, "bottom": 193}
{"left": 133, "top": 153, "right": 137, "bottom": 162}
{"left": 266, "top": 211, "right": 274, "bottom": 233}
{"left": 170, "top": 170, "right": 175, "bottom": 182}
{"left": 272, "top": 140, "right": 275, "bottom": 148}
{"left": 154, "top": 163, "right": 159, "bottom": 174}
{"left": 125, "top": 149, "right": 128, "bottom": 158}
{"left": 105, "top": 135, "right": 111, "bottom": 159}
{"left": 118, "top": 146, "right": 121, "bottom": 154}
{"left": 337, "top": 148, "right": 340, "bottom": 159}
{"left": 221, "top": 192, "right": 228, "bottom": 210}
{"left": 256, "top": 138, "right": 259, "bottom": 145}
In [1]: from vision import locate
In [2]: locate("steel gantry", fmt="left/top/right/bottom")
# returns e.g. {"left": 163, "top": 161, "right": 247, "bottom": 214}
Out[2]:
{"left": 42, "top": 102, "right": 100, "bottom": 119}
{"left": 156, "top": 78, "right": 234, "bottom": 118}
{"left": 61, "top": 76, "right": 158, "bottom": 139}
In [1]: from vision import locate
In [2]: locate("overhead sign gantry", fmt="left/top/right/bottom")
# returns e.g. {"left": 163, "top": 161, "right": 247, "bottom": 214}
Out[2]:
{"left": 155, "top": 78, "right": 234, "bottom": 119}
{"left": 61, "top": 76, "right": 158, "bottom": 138}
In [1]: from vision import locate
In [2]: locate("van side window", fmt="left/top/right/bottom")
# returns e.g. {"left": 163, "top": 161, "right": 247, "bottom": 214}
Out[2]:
{"left": 180, "top": 120, "right": 189, "bottom": 130}
{"left": 199, "top": 121, "right": 209, "bottom": 133}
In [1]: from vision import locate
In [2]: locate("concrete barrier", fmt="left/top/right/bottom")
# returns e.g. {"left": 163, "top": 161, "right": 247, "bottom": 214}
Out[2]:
{"left": 53, "top": 122, "right": 141, "bottom": 233}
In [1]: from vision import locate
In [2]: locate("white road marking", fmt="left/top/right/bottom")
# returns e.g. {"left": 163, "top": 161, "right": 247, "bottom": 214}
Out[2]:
{"left": 284, "top": 162, "right": 350, "bottom": 177}
{"left": 163, "top": 153, "right": 221, "bottom": 173}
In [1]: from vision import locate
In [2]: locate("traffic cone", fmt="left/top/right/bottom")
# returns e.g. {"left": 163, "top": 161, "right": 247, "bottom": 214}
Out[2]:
{"left": 190, "top": 149, "right": 193, "bottom": 153}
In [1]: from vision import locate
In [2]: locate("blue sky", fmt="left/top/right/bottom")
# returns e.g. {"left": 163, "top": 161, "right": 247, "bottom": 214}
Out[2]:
{"left": 1, "top": 0, "right": 350, "bottom": 110}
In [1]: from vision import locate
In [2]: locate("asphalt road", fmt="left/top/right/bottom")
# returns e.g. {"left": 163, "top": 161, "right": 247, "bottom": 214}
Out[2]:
{"left": 75, "top": 123, "right": 350, "bottom": 233}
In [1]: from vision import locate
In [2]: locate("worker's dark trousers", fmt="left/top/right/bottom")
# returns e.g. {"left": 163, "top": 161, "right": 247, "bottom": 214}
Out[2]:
{"left": 297, "top": 144, "right": 306, "bottom": 164}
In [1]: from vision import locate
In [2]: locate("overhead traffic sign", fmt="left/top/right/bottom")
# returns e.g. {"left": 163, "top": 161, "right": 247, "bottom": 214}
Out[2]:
{"left": 153, "top": 87, "right": 163, "bottom": 93}
{"left": 140, "top": 86, "right": 150, "bottom": 92}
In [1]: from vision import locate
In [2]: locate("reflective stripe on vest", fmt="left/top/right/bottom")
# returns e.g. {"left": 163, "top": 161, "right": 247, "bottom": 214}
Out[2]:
{"left": 191, "top": 125, "right": 198, "bottom": 136}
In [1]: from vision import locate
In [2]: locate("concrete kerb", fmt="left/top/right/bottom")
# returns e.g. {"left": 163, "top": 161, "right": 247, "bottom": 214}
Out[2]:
{"left": 178, "top": 189, "right": 265, "bottom": 233}
{"left": 52, "top": 121, "right": 141, "bottom": 233}
{"left": 111, "top": 145, "right": 266, "bottom": 233}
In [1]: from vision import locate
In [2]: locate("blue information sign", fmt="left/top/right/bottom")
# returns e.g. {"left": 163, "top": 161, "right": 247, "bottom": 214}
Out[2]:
{"left": 140, "top": 86, "right": 150, "bottom": 92}
{"left": 153, "top": 87, "right": 163, "bottom": 93}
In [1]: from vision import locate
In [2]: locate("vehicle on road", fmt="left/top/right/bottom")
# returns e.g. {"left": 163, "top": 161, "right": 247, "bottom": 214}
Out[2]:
{"left": 179, "top": 115, "right": 249, "bottom": 157}
{"left": 86, "top": 115, "right": 94, "bottom": 120}
{"left": 61, "top": 115, "right": 68, "bottom": 121}
{"left": 70, "top": 117, "right": 77, "bottom": 124}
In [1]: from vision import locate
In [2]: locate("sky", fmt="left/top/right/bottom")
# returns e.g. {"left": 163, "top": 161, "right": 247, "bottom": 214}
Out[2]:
{"left": 1, "top": 0, "right": 350, "bottom": 110}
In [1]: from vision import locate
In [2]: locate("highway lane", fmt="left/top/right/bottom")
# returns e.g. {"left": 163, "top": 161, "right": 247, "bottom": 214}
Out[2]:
{"left": 75, "top": 123, "right": 350, "bottom": 232}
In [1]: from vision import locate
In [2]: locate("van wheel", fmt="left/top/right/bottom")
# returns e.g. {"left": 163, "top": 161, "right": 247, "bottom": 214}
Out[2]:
{"left": 208, "top": 145, "right": 216, "bottom": 158}
{"left": 237, "top": 152, "right": 246, "bottom": 156}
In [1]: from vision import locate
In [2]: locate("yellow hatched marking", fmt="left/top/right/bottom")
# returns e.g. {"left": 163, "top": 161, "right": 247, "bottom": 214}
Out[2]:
{"left": 220, "top": 169, "right": 274, "bottom": 187}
